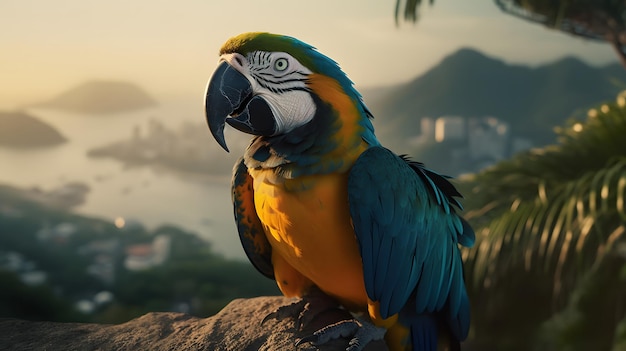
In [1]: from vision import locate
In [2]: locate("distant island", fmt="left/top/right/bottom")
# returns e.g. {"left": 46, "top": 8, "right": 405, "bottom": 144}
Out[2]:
{"left": 87, "top": 119, "right": 240, "bottom": 178}
{"left": 29, "top": 80, "right": 157, "bottom": 114}
{"left": 0, "top": 111, "right": 66, "bottom": 148}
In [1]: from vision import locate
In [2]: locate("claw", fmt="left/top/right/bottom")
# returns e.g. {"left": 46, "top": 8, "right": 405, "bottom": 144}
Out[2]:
{"left": 295, "top": 335, "right": 316, "bottom": 347}
{"left": 347, "top": 322, "right": 387, "bottom": 351}
{"left": 260, "top": 290, "right": 386, "bottom": 350}
{"left": 260, "top": 312, "right": 276, "bottom": 326}
{"left": 296, "top": 321, "right": 358, "bottom": 346}
{"left": 262, "top": 288, "right": 343, "bottom": 331}
{"left": 296, "top": 318, "right": 387, "bottom": 351}
{"left": 261, "top": 299, "right": 306, "bottom": 327}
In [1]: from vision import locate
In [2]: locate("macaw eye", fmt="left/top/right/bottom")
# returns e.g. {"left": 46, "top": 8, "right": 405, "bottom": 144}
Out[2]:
{"left": 274, "top": 58, "right": 289, "bottom": 71}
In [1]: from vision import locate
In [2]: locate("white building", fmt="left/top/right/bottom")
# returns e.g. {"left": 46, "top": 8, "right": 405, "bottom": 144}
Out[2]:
{"left": 435, "top": 116, "right": 466, "bottom": 142}
{"left": 20, "top": 271, "right": 47, "bottom": 286}
{"left": 36, "top": 222, "right": 78, "bottom": 242}
{"left": 467, "top": 116, "right": 509, "bottom": 162}
{"left": 124, "top": 234, "right": 171, "bottom": 271}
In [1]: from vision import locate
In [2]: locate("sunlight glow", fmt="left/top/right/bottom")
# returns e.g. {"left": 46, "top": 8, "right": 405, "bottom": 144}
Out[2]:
{"left": 510, "top": 198, "right": 521, "bottom": 212}
{"left": 600, "top": 104, "right": 610, "bottom": 113}
{"left": 538, "top": 182, "right": 548, "bottom": 204}
{"left": 114, "top": 217, "right": 126, "bottom": 229}
{"left": 572, "top": 123, "right": 583, "bottom": 132}
{"left": 601, "top": 184, "right": 609, "bottom": 199}
{"left": 587, "top": 109, "right": 598, "bottom": 118}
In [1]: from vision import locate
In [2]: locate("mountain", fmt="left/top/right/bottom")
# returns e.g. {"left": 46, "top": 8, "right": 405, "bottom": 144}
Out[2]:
{"left": 363, "top": 48, "right": 626, "bottom": 148}
{"left": 31, "top": 81, "right": 157, "bottom": 114}
{"left": 601, "top": 62, "right": 626, "bottom": 86}
{"left": 0, "top": 111, "right": 66, "bottom": 148}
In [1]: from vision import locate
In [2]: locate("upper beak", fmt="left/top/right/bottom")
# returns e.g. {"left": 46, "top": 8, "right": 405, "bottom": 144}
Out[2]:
{"left": 205, "top": 61, "right": 277, "bottom": 152}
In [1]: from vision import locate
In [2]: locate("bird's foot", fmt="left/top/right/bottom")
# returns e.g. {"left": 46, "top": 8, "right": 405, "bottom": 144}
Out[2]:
{"left": 296, "top": 317, "right": 387, "bottom": 351}
{"left": 262, "top": 287, "right": 344, "bottom": 331}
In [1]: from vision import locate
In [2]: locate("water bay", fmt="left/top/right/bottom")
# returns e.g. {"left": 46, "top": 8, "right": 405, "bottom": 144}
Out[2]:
{"left": 0, "top": 100, "right": 246, "bottom": 259}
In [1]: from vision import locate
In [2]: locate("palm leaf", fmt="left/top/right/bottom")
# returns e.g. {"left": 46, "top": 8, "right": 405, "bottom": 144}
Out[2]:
{"left": 464, "top": 92, "right": 626, "bottom": 298}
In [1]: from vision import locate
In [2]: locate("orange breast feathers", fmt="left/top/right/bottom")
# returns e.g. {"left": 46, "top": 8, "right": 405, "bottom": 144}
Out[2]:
{"left": 252, "top": 171, "right": 368, "bottom": 309}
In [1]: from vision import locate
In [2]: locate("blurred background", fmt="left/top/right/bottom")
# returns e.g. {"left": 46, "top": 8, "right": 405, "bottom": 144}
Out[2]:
{"left": 1, "top": 0, "right": 625, "bottom": 349}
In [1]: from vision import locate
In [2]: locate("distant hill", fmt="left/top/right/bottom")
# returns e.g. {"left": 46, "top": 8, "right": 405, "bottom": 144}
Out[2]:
{"left": 0, "top": 111, "right": 66, "bottom": 148}
{"left": 362, "top": 48, "right": 626, "bottom": 148}
{"left": 31, "top": 81, "right": 156, "bottom": 114}
{"left": 601, "top": 63, "right": 626, "bottom": 85}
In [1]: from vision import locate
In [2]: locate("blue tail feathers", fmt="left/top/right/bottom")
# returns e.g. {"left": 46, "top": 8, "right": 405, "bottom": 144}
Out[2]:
{"left": 399, "top": 311, "right": 463, "bottom": 351}
{"left": 409, "top": 315, "right": 439, "bottom": 351}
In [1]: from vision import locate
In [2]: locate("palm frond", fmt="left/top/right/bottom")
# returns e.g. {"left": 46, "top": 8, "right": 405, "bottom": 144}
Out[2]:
{"left": 464, "top": 92, "right": 626, "bottom": 297}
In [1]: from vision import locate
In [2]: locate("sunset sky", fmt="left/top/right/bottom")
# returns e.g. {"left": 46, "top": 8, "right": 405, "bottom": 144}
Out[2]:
{"left": 1, "top": 0, "right": 618, "bottom": 109}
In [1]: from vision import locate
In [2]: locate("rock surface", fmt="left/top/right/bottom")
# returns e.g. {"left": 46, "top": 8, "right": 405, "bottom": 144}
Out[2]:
{"left": 0, "top": 296, "right": 389, "bottom": 351}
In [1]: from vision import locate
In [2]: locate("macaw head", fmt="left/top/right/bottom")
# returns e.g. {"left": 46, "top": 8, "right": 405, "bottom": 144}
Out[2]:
{"left": 205, "top": 32, "right": 377, "bottom": 155}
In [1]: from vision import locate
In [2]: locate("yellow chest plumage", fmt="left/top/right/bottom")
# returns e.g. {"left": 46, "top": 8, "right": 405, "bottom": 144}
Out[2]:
{"left": 251, "top": 170, "right": 368, "bottom": 308}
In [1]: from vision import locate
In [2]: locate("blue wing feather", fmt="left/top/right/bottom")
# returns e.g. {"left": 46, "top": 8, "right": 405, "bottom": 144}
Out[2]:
{"left": 458, "top": 218, "right": 476, "bottom": 247}
{"left": 375, "top": 234, "right": 393, "bottom": 299}
{"left": 436, "top": 248, "right": 455, "bottom": 310}
{"left": 348, "top": 146, "right": 473, "bottom": 341}
{"left": 389, "top": 251, "right": 420, "bottom": 314}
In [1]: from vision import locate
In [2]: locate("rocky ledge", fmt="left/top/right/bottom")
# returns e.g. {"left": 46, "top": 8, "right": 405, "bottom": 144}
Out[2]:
{"left": 0, "top": 296, "right": 388, "bottom": 351}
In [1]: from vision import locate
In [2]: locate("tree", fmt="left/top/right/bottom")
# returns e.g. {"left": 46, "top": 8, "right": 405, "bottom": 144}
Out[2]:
{"left": 395, "top": 0, "right": 626, "bottom": 68}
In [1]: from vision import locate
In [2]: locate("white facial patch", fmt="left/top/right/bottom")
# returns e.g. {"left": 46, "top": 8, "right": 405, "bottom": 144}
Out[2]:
{"left": 220, "top": 51, "right": 317, "bottom": 134}
{"left": 260, "top": 90, "right": 316, "bottom": 134}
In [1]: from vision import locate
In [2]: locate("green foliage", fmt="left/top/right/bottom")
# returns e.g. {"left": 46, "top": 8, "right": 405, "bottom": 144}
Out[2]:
{"left": 465, "top": 95, "right": 626, "bottom": 292}
{"left": 501, "top": 0, "right": 626, "bottom": 39}
{"left": 0, "top": 188, "right": 279, "bottom": 324}
{"left": 460, "top": 92, "right": 626, "bottom": 349}
{"left": 394, "top": 0, "right": 626, "bottom": 67}
{"left": 535, "top": 252, "right": 626, "bottom": 351}
{"left": 615, "top": 315, "right": 626, "bottom": 351}
{"left": 0, "top": 270, "right": 82, "bottom": 322}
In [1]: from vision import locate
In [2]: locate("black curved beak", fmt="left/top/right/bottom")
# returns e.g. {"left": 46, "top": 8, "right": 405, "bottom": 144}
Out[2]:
{"left": 205, "top": 61, "right": 277, "bottom": 152}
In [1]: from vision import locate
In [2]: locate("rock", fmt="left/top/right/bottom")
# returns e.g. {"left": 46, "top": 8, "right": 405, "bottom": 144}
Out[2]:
{"left": 0, "top": 296, "right": 389, "bottom": 351}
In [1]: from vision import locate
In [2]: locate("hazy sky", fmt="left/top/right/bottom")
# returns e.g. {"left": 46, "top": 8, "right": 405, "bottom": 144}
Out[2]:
{"left": 0, "top": 0, "right": 618, "bottom": 109}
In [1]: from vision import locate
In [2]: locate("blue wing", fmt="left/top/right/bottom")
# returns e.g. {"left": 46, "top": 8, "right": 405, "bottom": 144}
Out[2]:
{"left": 348, "top": 146, "right": 475, "bottom": 341}
{"left": 232, "top": 157, "right": 274, "bottom": 279}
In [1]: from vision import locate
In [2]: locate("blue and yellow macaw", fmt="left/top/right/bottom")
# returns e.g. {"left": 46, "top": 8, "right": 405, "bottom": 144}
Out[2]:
{"left": 204, "top": 32, "right": 475, "bottom": 351}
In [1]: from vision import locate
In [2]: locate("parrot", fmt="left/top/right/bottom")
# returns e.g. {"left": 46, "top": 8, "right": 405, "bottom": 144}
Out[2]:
{"left": 204, "top": 32, "right": 475, "bottom": 351}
